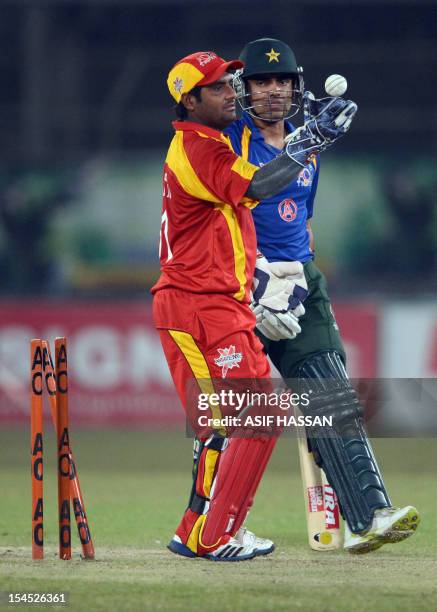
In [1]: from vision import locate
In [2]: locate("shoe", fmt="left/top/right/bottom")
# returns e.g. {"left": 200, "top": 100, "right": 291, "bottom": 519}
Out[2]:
{"left": 235, "top": 527, "right": 275, "bottom": 557}
{"left": 344, "top": 506, "right": 420, "bottom": 554}
{"left": 167, "top": 535, "right": 197, "bottom": 558}
{"left": 167, "top": 533, "right": 259, "bottom": 562}
{"left": 204, "top": 535, "right": 258, "bottom": 561}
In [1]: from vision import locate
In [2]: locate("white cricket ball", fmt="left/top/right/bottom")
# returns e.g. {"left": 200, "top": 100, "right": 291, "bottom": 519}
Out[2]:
{"left": 325, "top": 74, "right": 348, "bottom": 97}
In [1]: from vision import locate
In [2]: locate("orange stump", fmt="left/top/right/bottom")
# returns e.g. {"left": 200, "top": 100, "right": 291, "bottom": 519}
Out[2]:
{"left": 54, "top": 338, "right": 72, "bottom": 560}
{"left": 41, "top": 339, "right": 95, "bottom": 560}
{"left": 69, "top": 455, "right": 95, "bottom": 559}
{"left": 31, "top": 339, "right": 44, "bottom": 560}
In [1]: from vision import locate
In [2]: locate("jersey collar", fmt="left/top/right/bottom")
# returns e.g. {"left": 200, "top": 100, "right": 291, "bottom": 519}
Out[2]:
{"left": 172, "top": 120, "right": 226, "bottom": 141}
{"left": 241, "top": 112, "right": 295, "bottom": 140}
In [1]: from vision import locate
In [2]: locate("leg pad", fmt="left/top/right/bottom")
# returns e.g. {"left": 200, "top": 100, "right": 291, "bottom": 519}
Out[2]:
{"left": 298, "top": 351, "right": 390, "bottom": 533}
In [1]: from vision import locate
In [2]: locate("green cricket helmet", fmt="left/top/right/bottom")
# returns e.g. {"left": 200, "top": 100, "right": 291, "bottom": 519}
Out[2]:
{"left": 234, "top": 37, "right": 304, "bottom": 121}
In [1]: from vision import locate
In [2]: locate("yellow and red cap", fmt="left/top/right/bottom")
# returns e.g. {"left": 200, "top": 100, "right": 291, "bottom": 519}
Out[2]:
{"left": 167, "top": 51, "right": 244, "bottom": 102}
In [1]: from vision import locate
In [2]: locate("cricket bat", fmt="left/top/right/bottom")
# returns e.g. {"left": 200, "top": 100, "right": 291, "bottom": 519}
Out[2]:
{"left": 294, "top": 408, "right": 343, "bottom": 550}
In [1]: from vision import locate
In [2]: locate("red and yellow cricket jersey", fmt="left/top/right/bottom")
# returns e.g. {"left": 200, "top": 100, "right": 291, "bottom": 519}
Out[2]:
{"left": 151, "top": 121, "right": 260, "bottom": 303}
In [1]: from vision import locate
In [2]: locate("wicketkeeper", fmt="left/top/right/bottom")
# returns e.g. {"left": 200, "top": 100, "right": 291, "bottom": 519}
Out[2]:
{"left": 152, "top": 48, "right": 359, "bottom": 560}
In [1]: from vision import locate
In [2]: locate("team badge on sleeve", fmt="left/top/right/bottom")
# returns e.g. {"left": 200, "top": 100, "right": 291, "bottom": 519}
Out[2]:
{"left": 214, "top": 346, "right": 243, "bottom": 378}
{"left": 296, "top": 166, "right": 314, "bottom": 187}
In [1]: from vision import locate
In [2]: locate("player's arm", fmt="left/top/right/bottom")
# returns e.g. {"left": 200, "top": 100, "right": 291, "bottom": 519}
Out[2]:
{"left": 246, "top": 95, "right": 357, "bottom": 200}
{"left": 245, "top": 152, "right": 303, "bottom": 200}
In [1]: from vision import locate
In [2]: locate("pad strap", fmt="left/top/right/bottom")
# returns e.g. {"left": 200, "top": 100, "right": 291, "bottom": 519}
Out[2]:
{"left": 187, "top": 435, "right": 227, "bottom": 513}
{"left": 190, "top": 492, "right": 209, "bottom": 515}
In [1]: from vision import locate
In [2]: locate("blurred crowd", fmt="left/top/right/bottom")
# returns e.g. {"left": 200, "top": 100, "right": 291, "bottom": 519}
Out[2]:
{"left": 1, "top": 163, "right": 435, "bottom": 298}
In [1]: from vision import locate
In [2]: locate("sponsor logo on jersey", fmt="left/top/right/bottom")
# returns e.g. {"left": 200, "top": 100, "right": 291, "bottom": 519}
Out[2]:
{"left": 214, "top": 345, "right": 243, "bottom": 378}
{"left": 308, "top": 485, "right": 324, "bottom": 513}
{"left": 324, "top": 484, "right": 340, "bottom": 529}
{"left": 296, "top": 166, "right": 314, "bottom": 187}
{"left": 278, "top": 198, "right": 298, "bottom": 222}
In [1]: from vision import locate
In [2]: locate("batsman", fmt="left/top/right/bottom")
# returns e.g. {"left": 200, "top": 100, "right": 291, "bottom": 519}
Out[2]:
{"left": 184, "top": 38, "right": 420, "bottom": 556}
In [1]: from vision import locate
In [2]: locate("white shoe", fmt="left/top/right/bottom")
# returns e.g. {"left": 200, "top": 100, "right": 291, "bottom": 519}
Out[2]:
{"left": 204, "top": 535, "right": 258, "bottom": 561}
{"left": 235, "top": 527, "right": 275, "bottom": 557}
{"left": 344, "top": 506, "right": 420, "bottom": 554}
{"left": 168, "top": 528, "right": 274, "bottom": 561}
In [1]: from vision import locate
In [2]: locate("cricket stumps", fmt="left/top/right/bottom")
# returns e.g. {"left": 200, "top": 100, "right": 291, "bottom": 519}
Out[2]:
{"left": 30, "top": 337, "right": 95, "bottom": 560}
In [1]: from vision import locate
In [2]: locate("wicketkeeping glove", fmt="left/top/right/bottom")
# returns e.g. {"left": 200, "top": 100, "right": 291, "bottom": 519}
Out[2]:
{"left": 284, "top": 91, "right": 358, "bottom": 166}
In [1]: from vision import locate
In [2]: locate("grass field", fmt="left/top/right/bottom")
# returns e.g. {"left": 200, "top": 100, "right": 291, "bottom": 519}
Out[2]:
{"left": 1, "top": 428, "right": 436, "bottom": 611}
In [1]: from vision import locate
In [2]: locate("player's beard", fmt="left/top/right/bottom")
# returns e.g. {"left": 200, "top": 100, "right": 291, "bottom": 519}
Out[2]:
{"left": 254, "top": 93, "right": 292, "bottom": 122}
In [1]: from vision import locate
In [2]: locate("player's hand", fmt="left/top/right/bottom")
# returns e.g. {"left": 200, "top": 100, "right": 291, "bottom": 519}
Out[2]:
{"left": 252, "top": 257, "right": 308, "bottom": 313}
{"left": 251, "top": 302, "right": 303, "bottom": 341}
{"left": 284, "top": 92, "right": 357, "bottom": 166}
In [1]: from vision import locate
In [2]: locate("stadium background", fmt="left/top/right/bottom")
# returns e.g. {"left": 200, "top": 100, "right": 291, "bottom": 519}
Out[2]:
{"left": 0, "top": 0, "right": 435, "bottom": 426}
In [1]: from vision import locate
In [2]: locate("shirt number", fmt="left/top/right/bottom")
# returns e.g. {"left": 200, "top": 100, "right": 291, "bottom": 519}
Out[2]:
{"left": 159, "top": 209, "right": 173, "bottom": 262}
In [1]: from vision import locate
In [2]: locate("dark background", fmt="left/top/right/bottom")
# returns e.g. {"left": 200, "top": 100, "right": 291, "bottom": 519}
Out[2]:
{"left": 0, "top": 0, "right": 436, "bottom": 296}
{"left": 1, "top": 0, "right": 436, "bottom": 162}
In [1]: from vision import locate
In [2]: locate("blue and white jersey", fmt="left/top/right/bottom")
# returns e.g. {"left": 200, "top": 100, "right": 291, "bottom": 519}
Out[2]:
{"left": 225, "top": 113, "right": 319, "bottom": 263}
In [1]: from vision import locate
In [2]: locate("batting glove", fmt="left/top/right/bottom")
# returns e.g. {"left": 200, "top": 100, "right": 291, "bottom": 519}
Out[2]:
{"left": 252, "top": 257, "right": 308, "bottom": 313}
{"left": 251, "top": 302, "right": 303, "bottom": 341}
{"left": 251, "top": 257, "right": 308, "bottom": 341}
